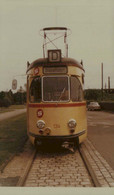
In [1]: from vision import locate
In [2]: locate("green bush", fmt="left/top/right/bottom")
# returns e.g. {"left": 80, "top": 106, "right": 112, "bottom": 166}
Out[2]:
{"left": 0, "top": 99, "right": 3, "bottom": 107}
{"left": 84, "top": 89, "right": 114, "bottom": 101}
{"left": 1, "top": 97, "right": 12, "bottom": 107}
{"left": 84, "top": 89, "right": 102, "bottom": 101}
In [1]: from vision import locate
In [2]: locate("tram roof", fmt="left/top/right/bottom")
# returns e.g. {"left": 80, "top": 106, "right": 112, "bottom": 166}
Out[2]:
{"left": 43, "top": 27, "right": 68, "bottom": 31}
{"left": 27, "top": 58, "right": 85, "bottom": 72}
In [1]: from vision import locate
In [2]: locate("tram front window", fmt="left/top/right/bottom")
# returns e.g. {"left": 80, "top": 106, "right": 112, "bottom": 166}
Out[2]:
{"left": 30, "top": 77, "right": 41, "bottom": 102}
{"left": 43, "top": 76, "right": 69, "bottom": 102}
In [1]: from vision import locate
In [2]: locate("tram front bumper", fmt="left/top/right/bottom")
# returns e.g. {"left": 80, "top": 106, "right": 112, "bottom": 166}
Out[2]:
{"left": 29, "top": 130, "right": 86, "bottom": 144}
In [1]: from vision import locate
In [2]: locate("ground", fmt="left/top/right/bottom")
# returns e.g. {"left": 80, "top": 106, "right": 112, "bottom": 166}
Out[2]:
{"left": 87, "top": 111, "right": 114, "bottom": 169}
{"left": 0, "top": 108, "right": 114, "bottom": 170}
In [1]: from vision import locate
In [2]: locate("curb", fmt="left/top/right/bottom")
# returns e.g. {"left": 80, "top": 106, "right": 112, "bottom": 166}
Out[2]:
{"left": 16, "top": 149, "right": 37, "bottom": 186}
{"left": 79, "top": 146, "right": 101, "bottom": 187}
{"left": 80, "top": 139, "right": 114, "bottom": 187}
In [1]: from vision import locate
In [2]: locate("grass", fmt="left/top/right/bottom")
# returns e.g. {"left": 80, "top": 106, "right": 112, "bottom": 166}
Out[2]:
{"left": 0, "top": 113, "right": 27, "bottom": 167}
{"left": 0, "top": 104, "right": 26, "bottom": 113}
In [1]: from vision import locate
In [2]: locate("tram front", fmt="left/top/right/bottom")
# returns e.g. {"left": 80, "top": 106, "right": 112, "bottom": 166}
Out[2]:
{"left": 26, "top": 27, "right": 87, "bottom": 147}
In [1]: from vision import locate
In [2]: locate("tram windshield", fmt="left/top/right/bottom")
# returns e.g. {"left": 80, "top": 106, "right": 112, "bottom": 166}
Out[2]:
{"left": 29, "top": 75, "right": 83, "bottom": 103}
{"left": 43, "top": 76, "right": 69, "bottom": 102}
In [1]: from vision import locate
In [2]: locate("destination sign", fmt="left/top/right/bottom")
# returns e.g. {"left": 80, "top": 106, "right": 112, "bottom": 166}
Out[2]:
{"left": 43, "top": 66, "right": 67, "bottom": 74}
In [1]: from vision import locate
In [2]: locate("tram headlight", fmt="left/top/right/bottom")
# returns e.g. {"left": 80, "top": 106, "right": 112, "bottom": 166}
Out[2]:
{"left": 36, "top": 120, "right": 45, "bottom": 129}
{"left": 68, "top": 119, "right": 76, "bottom": 128}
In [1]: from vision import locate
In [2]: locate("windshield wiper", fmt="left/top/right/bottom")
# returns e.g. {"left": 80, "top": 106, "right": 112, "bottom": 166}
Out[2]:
{"left": 58, "top": 87, "right": 65, "bottom": 101}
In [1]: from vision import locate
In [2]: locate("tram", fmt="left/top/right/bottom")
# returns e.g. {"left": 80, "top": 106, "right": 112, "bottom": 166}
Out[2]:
{"left": 26, "top": 27, "right": 87, "bottom": 147}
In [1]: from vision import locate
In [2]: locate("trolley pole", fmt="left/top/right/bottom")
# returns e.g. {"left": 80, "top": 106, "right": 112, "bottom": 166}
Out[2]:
{"left": 101, "top": 63, "right": 103, "bottom": 100}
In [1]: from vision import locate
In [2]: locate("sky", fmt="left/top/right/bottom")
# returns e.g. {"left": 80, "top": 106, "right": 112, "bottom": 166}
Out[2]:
{"left": 0, "top": 0, "right": 114, "bottom": 91}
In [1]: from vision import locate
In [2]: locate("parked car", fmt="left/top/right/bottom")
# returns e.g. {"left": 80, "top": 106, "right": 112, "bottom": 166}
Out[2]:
{"left": 88, "top": 102, "right": 101, "bottom": 111}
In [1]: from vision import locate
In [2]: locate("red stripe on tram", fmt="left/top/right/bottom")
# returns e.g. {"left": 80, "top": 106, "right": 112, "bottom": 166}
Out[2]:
{"left": 28, "top": 102, "right": 86, "bottom": 108}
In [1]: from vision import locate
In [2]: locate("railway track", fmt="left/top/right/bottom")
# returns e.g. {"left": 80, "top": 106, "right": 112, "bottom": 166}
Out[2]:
{"left": 17, "top": 145, "right": 95, "bottom": 187}
{"left": 1, "top": 139, "right": 114, "bottom": 187}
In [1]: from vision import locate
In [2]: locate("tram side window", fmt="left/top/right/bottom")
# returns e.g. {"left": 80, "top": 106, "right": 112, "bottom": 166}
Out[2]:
{"left": 71, "top": 76, "right": 83, "bottom": 102}
{"left": 30, "top": 77, "right": 41, "bottom": 103}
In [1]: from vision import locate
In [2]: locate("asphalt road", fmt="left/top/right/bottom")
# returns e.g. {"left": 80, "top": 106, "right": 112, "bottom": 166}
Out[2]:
{"left": 87, "top": 111, "right": 114, "bottom": 169}
{"left": 0, "top": 109, "right": 26, "bottom": 121}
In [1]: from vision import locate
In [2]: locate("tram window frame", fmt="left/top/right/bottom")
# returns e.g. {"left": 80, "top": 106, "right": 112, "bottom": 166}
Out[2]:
{"left": 29, "top": 76, "right": 42, "bottom": 103}
{"left": 70, "top": 75, "right": 84, "bottom": 102}
{"left": 42, "top": 75, "right": 70, "bottom": 102}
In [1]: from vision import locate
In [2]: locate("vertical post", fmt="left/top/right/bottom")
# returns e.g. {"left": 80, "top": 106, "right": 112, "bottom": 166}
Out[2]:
{"left": 66, "top": 44, "right": 68, "bottom": 58}
{"left": 101, "top": 63, "right": 103, "bottom": 100}
{"left": 108, "top": 76, "right": 110, "bottom": 93}
{"left": 64, "top": 31, "right": 68, "bottom": 57}
{"left": 43, "top": 44, "right": 45, "bottom": 58}
{"left": 43, "top": 32, "right": 46, "bottom": 58}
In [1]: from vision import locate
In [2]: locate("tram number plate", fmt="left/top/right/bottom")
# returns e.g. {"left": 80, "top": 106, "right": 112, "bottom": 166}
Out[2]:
{"left": 53, "top": 124, "right": 60, "bottom": 128}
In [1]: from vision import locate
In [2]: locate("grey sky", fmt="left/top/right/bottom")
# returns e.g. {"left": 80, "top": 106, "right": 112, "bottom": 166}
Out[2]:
{"left": 0, "top": 0, "right": 114, "bottom": 91}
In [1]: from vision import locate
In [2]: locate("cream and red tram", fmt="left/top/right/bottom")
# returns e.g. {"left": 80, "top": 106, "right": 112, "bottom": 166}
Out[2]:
{"left": 26, "top": 27, "right": 87, "bottom": 147}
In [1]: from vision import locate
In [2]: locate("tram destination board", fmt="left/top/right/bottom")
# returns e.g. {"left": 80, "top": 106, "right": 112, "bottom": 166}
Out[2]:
{"left": 43, "top": 66, "right": 67, "bottom": 74}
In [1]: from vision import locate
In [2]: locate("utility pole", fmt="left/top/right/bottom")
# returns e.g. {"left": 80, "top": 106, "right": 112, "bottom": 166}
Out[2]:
{"left": 108, "top": 76, "right": 110, "bottom": 93}
{"left": 101, "top": 63, "right": 103, "bottom": 100}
